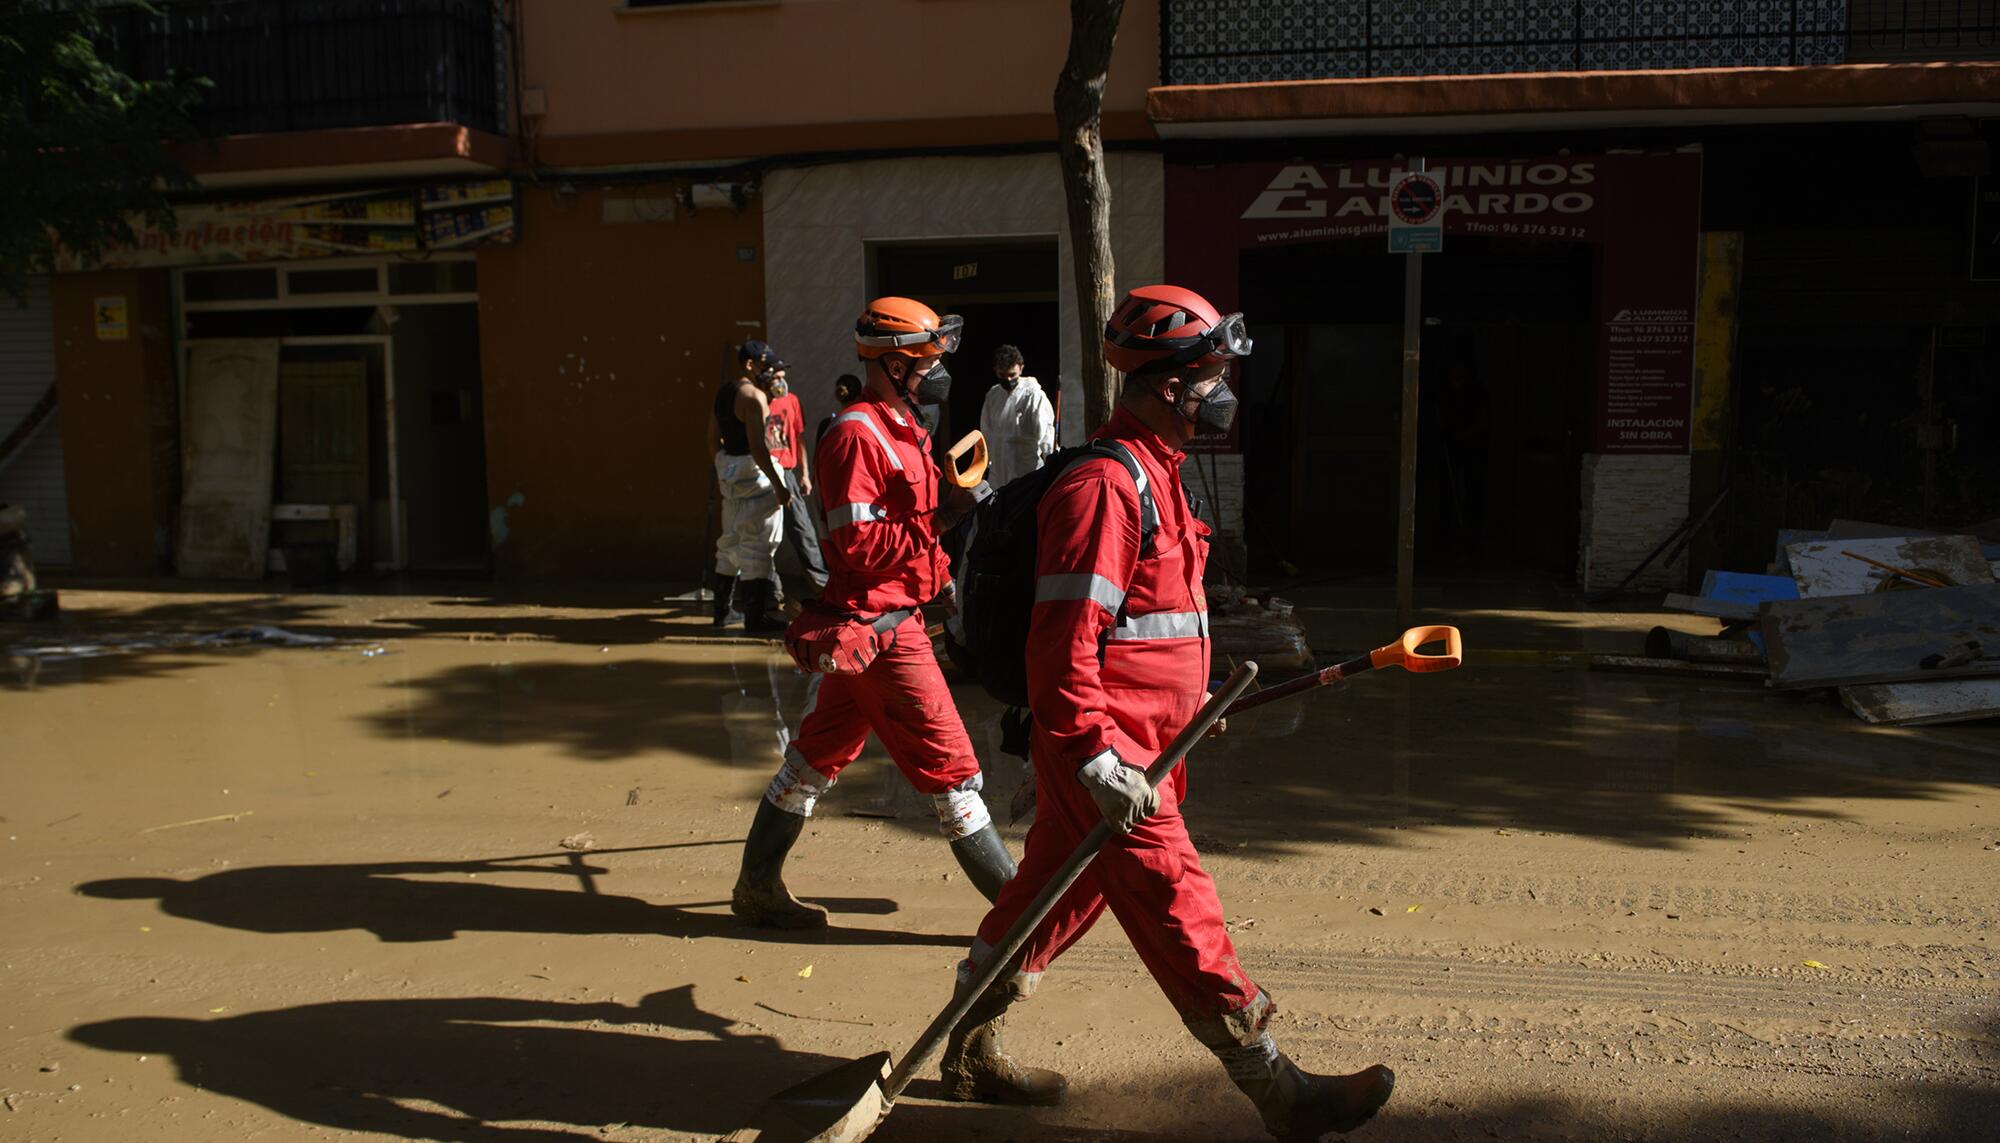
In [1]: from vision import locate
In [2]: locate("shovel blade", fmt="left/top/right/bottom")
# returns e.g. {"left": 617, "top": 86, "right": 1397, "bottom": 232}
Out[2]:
{"left": 723, "top": 1050, "right": 893, "bottom": 1143}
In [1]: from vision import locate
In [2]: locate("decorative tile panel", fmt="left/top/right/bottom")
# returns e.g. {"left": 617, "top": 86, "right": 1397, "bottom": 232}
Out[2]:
{"left": 1162, "top": 1, "right": 1994, "bottom": 83}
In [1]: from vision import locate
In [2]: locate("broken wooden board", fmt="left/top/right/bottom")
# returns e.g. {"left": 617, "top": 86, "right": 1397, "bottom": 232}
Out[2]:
{"left": 1840, "top": 679, "right": 2000, "bottom": 726}
{"left": 1589, "top": 655, "right": 1765, "bottom": 680}
{"left": 178, "top": 339, "right": 281, "bottom": 579}
{"left": 1663, "top": 592, "right": 1756, "bottom": 621}
{"left": 1828, "top": 518, "right": 2000, "bottom": 560}
{"left": 1784, "top": 535, "right": 1994, "bottom": 598}
{"left": 1773, "top": 529, "right": 1828, "bottom": 574}
{"left": 1762, "top": 584, "right": 2000, "bottom": 689}
{"left": 1643, "top": 628, "right": 1765, "bottom": 663}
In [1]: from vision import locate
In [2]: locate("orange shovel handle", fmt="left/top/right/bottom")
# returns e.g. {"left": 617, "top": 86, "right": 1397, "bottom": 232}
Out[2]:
{"left": 1368, "top": 625, "right": 1463, "bottom": 673}
{"left": 946, "top": 431, "right": 989, "bottom": 489}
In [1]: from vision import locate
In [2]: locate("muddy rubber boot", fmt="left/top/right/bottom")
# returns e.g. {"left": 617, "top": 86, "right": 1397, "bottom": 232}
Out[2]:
{"left": 939, "top": 971, "right": 1067, "bottom": 1106}
{"left": 739, "top": 579, "right": 788, "bottom": 634}
{"left": 1188, "top": 991, "right": 1394, "bottom": 1140}
{"left": 947, "top": 823, "right": 1017, "bottom": 903}
{"left": 730, "top": 800, "right": 828, "bottom": 929}
{"left": 711, "top": 575, "right": 736, "bottom": 627}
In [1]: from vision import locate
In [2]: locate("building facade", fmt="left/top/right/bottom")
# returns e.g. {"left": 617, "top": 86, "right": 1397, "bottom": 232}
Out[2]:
{"left": 14, "top": 1, "right": 1998, "bottom": 592}
{"left": 1152, "top": 0, "right": 2000, "bottom": 589}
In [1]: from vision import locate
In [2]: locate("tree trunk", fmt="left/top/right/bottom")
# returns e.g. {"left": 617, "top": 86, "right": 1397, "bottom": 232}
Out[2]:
{"left": 1055, "top": 0, "right": 1126, "bottom": 435}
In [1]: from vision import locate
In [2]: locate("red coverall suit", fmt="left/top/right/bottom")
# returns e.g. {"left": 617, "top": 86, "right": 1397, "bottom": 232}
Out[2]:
{"left": 970, "top": 405, "right": 1260, "bottom": 1018}
{"left": 761, "top": 391, "right": 987, "bottom": 838}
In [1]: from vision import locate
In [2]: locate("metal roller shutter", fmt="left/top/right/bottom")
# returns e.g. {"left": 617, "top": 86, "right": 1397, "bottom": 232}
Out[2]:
{"left": 0, "top": 276, "right": 71, "bottom": 566}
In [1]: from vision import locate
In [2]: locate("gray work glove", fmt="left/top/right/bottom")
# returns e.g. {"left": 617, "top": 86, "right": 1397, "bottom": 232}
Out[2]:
{"left": 1076, "top": 750, "right": 1157, "bottom": 833}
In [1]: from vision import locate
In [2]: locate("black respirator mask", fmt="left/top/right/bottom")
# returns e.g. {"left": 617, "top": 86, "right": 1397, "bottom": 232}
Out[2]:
{"left": 1160, "top": 373, "right": 1232, "bottom": 435}
{"left": 892, "top": 358, "right": 952, "bottom": 407}
{"left": 1172, "top": 377, "right": 1238, "bottom": 435}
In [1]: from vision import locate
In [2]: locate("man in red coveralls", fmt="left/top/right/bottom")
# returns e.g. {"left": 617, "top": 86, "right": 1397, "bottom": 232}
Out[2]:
{"left": 935, "top": 286, "right": 1396, "bottom": 1140}
{"left": 731, "top": 297, "right": 1017, "bottom": 929}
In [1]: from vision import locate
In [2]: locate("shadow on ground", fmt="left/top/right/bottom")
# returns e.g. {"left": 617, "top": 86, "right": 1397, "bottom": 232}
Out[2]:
{"left": 74, "top": 842, "right": 963, "bottom": 948}
{"left": 3, "top": 585, "right": 756, "bottom": 690}
{"left": 354, "top": 646, "right": 2000, "bottom": 851}
{"left": 876, "top": 1082, "right": 2000, "bottom": 1142}
{"left": 16, "top": 584, "right": 2000, "bottom": 853}
{"left": 64, "top": 996, "right": 2000, "bottom": 1142}
{"left": 68, "top": 985, "right": 844, "bottom": 1141}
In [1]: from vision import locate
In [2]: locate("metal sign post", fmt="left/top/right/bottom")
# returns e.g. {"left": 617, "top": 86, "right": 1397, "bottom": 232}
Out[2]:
{"left": 1387, "top": 159, "right": 1439, "bottom": 627}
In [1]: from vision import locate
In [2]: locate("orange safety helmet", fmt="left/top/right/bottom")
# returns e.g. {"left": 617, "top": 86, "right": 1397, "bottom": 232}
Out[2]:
{"left": 855, "top": 296, "right": 964, "bottom": 360}
{"left": 1103, "top": 284, "right": 1251, "bottom": 375}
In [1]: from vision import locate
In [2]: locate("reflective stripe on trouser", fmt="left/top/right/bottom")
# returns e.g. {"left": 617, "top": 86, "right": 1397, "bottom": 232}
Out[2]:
{"left": 787, "top": 612, "right": 984, "bottom": 807}
{"left": 715, "top": 452, "right": 782, "bottom": 579}
{"left": 780, "top": 468, "right": 829, "bottom": 590}
{"left": 969, "top": 755, "right": 1260, "bottom": 1019}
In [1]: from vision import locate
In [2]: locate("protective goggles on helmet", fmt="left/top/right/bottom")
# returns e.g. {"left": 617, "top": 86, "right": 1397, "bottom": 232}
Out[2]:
{"left": 1110, "top": 310, "right": 1253, "bottom": 366}
{"left": 855, "top": 313, "right": 964, "bottom": 355}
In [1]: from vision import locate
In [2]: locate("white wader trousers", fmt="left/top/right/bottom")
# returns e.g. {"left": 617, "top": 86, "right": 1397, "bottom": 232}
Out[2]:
{"left": 714, "top": 452, "right": 782, "bottom": 580}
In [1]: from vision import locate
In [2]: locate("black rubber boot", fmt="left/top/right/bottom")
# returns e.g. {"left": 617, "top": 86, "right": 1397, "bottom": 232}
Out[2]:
{"left": 730, "top": 800, "right": 828, "bottom": 929}
{"left": 940, "top": 970, "right": 1067, "bottom": 1106}
{"left": 948, "top": 823, "right": 1017, "bottom": 903}
{"left": 1188, "top": 992, "right": 1393, "bottom": 1140}
{"left": 739, "top": 578, "right": 788, "bottom": 634}
{"left": 711, "top": 575, "right": 736, "bottom": 627}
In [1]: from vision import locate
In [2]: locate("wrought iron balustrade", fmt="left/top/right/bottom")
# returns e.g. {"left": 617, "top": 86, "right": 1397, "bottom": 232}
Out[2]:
{"left": 102, "top": 0, "right": 508, "bottom": 137}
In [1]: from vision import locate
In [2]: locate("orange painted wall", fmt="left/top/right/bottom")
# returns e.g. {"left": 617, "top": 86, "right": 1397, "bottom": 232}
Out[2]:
{"left": 475, "top": 184, "right": 765, "bottom": 580}
{"left": 519, "top": 0, "right": 1159, "bottom": 137}
{"left": 51, "top": 271, "right": 178, "bottom": 575}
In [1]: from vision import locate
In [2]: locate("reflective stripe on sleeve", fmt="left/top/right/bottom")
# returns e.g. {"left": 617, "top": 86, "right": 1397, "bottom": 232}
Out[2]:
{"left": 832, "top": 409, "right": 903, "bottom": 471}
{"left": 827, "top": 502, "right": 888, "bottom": 529}
{"left": 1107, "top": 609, "right": 1209, "bottom": 641}
{"left": 1035, "top": 572, "right": 1127, "bottom": 614}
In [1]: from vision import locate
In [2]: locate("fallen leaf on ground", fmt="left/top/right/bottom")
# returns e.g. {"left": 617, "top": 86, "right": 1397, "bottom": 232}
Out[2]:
{"left": 798, "top": 965, "right": 814, "bottom": 979}
{"left": 1803, "top": 959, "right": 1829, "bottom": 969}
{"left": 736, "top": 975, "right": 751, "bottom": 983}
{"left": 1406, "top": 904, "right": 1423, "bottom": 913}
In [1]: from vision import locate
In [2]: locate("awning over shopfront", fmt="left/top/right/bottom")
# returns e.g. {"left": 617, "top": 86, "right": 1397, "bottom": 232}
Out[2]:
{"left": 1149, "top": 61, "right": 2000, "bottom": 138}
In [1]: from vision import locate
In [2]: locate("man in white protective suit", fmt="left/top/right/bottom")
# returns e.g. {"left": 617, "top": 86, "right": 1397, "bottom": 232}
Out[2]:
{"left": 978, "top": 344, "right": 1056, "bottom": 487}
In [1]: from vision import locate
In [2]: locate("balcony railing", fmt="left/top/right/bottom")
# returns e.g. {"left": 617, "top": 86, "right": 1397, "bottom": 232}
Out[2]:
{"left": 1160, "top": 1, "right": 2000, "bottom": 86}
{"left": 103, "top": 0, "right": 508, "bottom": 138}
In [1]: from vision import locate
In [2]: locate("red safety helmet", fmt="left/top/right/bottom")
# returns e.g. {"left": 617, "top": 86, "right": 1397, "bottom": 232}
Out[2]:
{"left": 855, "top": 296, "right": 964, "bottom": 360}
{"left": 1103, "top": 284, "right": 1252, "bottom": 375}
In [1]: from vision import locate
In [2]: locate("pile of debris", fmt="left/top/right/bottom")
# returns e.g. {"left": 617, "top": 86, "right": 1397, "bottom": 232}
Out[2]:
{"left": 1206, "top": 584, "right": 1313, "bottom": 674}
{"left": 1595, "top": 519, "right": 2000, "bottom": 727}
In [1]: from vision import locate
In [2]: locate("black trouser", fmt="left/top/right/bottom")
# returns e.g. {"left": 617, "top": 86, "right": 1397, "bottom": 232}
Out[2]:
{"left": 781, "top": 468, "right": 829, "bottom": 593}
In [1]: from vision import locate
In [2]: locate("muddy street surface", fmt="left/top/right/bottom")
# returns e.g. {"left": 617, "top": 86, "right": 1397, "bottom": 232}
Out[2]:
{"left": 5, "top": 588, "right": 1998, "bottom": 1141}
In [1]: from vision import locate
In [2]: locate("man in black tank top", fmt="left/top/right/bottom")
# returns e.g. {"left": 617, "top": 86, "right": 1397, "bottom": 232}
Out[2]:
{"left": 706, "top": 340, "right": 788, "bottom": 631}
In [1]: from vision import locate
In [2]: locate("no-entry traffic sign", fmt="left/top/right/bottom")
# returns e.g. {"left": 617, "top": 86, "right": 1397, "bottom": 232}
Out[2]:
{"left": 1388, "top": 170, "right": 1444, "bottom": 254}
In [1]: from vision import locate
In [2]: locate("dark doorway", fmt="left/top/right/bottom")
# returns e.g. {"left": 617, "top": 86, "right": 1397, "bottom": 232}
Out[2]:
{"left": 1242, "top": 236, "right": 1596, "bottom": 576}
{"left": 872, "top": 239, "right": 1059, "bottom": 449}
{"left": 184, "top": 300, "right": 491, "bottom": 574}
{"left": 390, "top": 304, "right": 489, "bottom": 570}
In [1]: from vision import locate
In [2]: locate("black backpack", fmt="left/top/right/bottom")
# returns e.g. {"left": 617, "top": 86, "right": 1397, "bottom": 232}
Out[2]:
{"left": 955, "top": 440, "right": 1158, "bottom": 708}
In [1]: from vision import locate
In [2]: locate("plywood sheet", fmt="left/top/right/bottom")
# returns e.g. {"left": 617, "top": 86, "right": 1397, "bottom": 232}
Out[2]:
{"left": 178, "top": 340, "right": 280, "bottom": 579}
{"left": 1783, "top": 535, "right": 1993, "bottom": 598}
{"left": 1761, "top": 584, "right": 2000, "bottom": 689}
{"left": 1840, "top": 680, "right": 2000, "bottom": 726}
